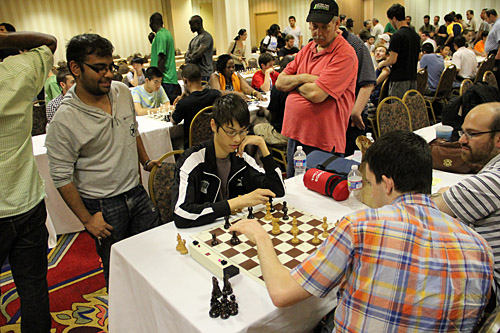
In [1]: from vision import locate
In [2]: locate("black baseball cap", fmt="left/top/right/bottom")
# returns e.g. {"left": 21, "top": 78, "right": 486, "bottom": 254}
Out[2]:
{"left": 306, "top": 0, "right": 339, "bottom": 24}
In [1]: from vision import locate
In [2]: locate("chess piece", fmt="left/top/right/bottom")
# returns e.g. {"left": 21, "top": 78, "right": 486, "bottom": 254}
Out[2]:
{"left": 211, "top": 233, "right": 219, "bottom": 246}
{"left": 230, "top": 231, "right": 241, "bottom": 245}
{"left": 229, "top": 294, "right": 239, "bottom": 316}
{"left": 223, "top": 215, "right": 231, "bottom": 229}
{"left": 220, "top": 292, "right": 230, "bottom": 319}
{"left": 322, "top": 217, "right": 329, "bottom": 238}
{"left": 271, "top": 218, "right": 281, "bottom": 235}
{"left": 312, "top": 231, "right": 321, "bottom": 245}
{"left": 178, "top": 239, "right": 188, "bottom": 255}
{"left": 269, "top": 197, "right": 275, "bottom": 212}
{"left": 247, "top": 206, "right": 254, "bottom": 219}
{"left": 212, "top": 276, "right": 222, "bottom": 298}
{"left": 223, "top": 275, "right": 233, "bottom": 295}
{"left": 264, "top": 202, "right": 272, "bottom": 221}
{"left": 291, "top": 228, "right": 299, "bottom": 244}
{"left": 176, "top": 233, "right": 182, "bottom": 252}
{"left": 209, "top": 296, "right": 221, "bottom": 318}
{"left": 282, "top": 201, "right": 289, "bottom": 220}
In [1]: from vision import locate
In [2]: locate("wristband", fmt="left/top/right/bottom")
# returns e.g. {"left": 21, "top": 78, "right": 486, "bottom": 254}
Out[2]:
{"left": 144, "top": 159, "right": 151, "bottom": 170}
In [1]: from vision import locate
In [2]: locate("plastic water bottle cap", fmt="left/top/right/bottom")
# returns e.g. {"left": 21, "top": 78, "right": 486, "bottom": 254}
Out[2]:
{"left": 351, "top": 165, "right": 358, "bottom": 170}
{"left": 297, "top": 146, "right": 303, "bottom": 151}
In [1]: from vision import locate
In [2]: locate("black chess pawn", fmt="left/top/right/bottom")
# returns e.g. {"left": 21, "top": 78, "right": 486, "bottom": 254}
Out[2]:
{"left": 282, "top": 201, "right": 289, "bottom": 220}
{"left": 247, "top": 206, "right": 254, "bottom": 219}
{"left": 229, "top": 294, "right": 239, "bottom": 316}
{"left": 223, "top": 275, "right": 233, "bottom": 295}
{"left": 220, "top": 305, "right": 230, "bottom": 320}
{"left": 211, "top": 233, "right": 219, "bottom": 246}
{"left": 223, "top": 216, "right": 231, "bottom": 229}
{"left": 211, "top": 276, "right": 222, "bottom": 298}
{"left": 209, "top": 295, "right": 221, "bottom": 318}
{"left": 269, "top": 197, "right": 275, "bottom": 212}
{"left": 230, "top": 231, "right": 241, "bottom": 245}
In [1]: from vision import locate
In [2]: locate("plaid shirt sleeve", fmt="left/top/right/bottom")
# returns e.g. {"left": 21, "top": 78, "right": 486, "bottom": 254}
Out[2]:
{"left": 291, "top": 217, "right": 354, "bottom": 298}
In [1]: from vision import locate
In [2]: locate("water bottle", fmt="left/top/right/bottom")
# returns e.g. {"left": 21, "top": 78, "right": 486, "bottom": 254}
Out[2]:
{"left": 293, "top": 146, "right": 307, "bottom": 176}
{"left": 347, "top": 165, "right": 363, "bottom": 208}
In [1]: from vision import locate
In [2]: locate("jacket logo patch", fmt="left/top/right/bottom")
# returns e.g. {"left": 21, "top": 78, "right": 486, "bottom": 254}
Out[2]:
{"left": 236, "top": 177, "right": 244, "bottom": 187}
{"left": 201, "top": 180, "right": 210, "bottom": 194}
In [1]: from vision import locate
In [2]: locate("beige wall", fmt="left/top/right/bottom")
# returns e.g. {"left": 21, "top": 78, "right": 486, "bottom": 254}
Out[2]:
{"left": 0, "top": 0, "right": 164, "bottom": 63}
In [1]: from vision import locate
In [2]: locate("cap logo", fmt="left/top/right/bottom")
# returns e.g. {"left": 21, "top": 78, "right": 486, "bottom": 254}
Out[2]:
{"left": 314, "top": 3, "right": 330, "bottom": 11}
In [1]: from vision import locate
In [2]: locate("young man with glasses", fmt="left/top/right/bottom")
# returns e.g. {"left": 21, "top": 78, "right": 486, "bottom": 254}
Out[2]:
{"left": 45, "top": 34, "right": 160, "bottom": 289}
{"left": 172, "top": 94, "right": 285, "bottom": 228}
{"left": 435, "top": 102, "right": 500, "bottom": 307}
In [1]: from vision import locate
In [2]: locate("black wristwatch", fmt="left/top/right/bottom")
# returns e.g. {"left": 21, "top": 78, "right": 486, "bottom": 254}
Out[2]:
{"left": 143, "top": 160, "right": 152, "bottom": 171}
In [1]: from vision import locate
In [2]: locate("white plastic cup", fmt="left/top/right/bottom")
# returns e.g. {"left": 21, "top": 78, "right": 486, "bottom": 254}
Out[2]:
{"left": 435, "top": 125, "right": 453, "bottom": 141}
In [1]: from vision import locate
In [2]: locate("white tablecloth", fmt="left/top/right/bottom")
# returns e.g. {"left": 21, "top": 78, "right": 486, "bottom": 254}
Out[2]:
{"left": 32, "top": 116, "right": 182, "bottom": 240}
{"left": 108, "top": 171, "right": 465, "bottom": 332}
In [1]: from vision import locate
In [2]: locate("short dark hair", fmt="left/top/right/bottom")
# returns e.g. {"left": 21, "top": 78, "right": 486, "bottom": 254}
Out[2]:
{"left": 216, "top": 54, "right": 233, "bottom": 74}
{"left": 486, "top": 9, "right": 498, "bottom": 17}
{"left": 406, "top": 15, "right": 412, "bottom": 20}
{"left": 190, "top": 15, "right": 203, "bottom": 25}
{"left": 258, "top": 53, "right": 274, "bottom": 68}
{"left": 289, "top": 16, "right": 296, "bottom": 21}
{"left": 150, "top": 12, "right": 163, "bottom": 27}
{"left": 444, "top": 14, "right": 454, "bottom": 23}
{"left": 346, "top": 18, "right": 354, "bottom": 29}
{"left": 181, "top": 63, "right": 201, "bottom": 82}
{"left": 56, "top": 69, "right": 71, "bottom": 86}
{"left": 66, "top": 34, "right": 114, "bottom": 76}
{"left": 131, "top": 57, "right": 145, "bottom": 65}
{"left": 340, "top": 14, "right": 346, "bottom": 21}
{"left": 0, "top": 23, "right": 15, "bottom": 32}
{"left": 422, "top": 31, "right": 430, "bottom": 37}
{"left": 363, "top": 20, "right": 371, "bottom": 27}
{"left": 421, "top": 43, "right": 434, "bottom": 54}
{"left": 454, "top": 35, "right": 466, "bottom": 48}
{"left": 424, "top": 15, "right": 430, "bottom": 20}
{"left": 467, "top": 10, "right": 474, "bottom": 15}
{"left": 284, "top": 34, "right": 295, "bottom": 42}
{"left": 435, "top": 15, "right": 440, "bottom": 20}
{"left": 212, "top": 94, "right": 250, "bottom": 129}
{"left": 482, "top": 31, "right": 489, "bottom": 38}
{"left": 387, "top": 4, "right": 405, "bottom": 21}
{"left": 456, "top": 13, "right": 463, "bottom": 20}
{"left": 145, "top": 66, "right": 162, "bottom": 80}
{"left": 364, "top": 131, "right": 432, "bottom": 194}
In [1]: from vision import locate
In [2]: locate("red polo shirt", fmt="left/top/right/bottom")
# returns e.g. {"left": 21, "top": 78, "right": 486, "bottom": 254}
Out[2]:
{"left": 281, "top": 36, "right": 357, "bottom": 153}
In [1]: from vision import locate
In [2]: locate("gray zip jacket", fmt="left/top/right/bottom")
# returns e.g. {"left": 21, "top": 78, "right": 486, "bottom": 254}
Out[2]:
{"left": 46, "top": 81, "right": 140, "bottom": 199}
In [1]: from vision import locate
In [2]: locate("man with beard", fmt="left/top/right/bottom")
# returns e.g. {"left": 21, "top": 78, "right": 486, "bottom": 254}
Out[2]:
{"left": 45, "top": 34, "right": 160, "bottom": 288}
{"left": 435, "top": 102, "right": 500, "bottom": 307}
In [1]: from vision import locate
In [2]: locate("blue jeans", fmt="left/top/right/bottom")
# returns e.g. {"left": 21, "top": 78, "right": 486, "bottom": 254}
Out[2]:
{"left": 0, "top": 200, "right": 50, "bottom": 333}
{"left": 287, "top": 139, "right": 343, "bottom": 178}
{"left": 161, "top": 83, "right": 182, "bottom": 103}
{"left": 81, "top": 185, "right": 159, "bottom": 288}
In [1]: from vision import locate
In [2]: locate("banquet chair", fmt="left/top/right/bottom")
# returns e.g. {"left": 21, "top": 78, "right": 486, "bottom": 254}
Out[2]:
{"left": 378, "top": 77, "right": 390, "bottom": 105}
{"left": 376, "top": 96, "right": 412, "bottom": 137}
{"left": 483, "top": 71, "right": 498, "bottom": 90}
{"left": 148, "top": 150, "right": 184, "bottom": 225}
{"left": 459, "top": 79, "right": 473, "bottom": 96}
{"left": 189, "top": 105, "right": 213, "bottom": 148}
{"left": 474, "top": 54, "right": 495, "bottom": 83}
{"left": 416, "top": 68, "right": 428, "bottom": 96}
{"left": 402, "top": 90, "right": 430, "bottom": 131}
{"left": 247, "top": 58, "right": 258, "bottom": 69}
{"left": 424, "top": 64, "right": 457, "bottom": 124}
{"left": 269, "top": 143, "right": 287, "bottom": 176}
{"left": 32, "top": 100, "right": 47, "bottom": 136}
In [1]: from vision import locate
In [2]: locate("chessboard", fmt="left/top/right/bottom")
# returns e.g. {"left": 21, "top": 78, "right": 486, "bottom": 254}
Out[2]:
{"left": 189, "top": 202, "right": 337, "bottom": 286}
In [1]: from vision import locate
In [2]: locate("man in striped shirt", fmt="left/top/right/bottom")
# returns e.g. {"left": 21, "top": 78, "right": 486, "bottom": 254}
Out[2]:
{"left": 231, "top": 131, "right": 493, "bottom": 332}
{"left": 435, "top": 102, "right": 500, "bottom": 305}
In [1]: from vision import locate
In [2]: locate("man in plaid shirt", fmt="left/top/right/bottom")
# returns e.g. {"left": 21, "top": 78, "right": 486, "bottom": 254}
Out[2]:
{"left": 231, "top": 131, "right": 493, "bottom": 332}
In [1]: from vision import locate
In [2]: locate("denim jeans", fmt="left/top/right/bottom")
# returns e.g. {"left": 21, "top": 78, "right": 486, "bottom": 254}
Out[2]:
{"left": 287, "top": 138, "right": 343, "bottom": 178}
{"left": 81, "top": 185, "right": 159, "bottom": 288}
{"left": 0, "top": 200, "right": 50, "bottom": 333}
{"left": 161, "top": 83, "right": 182, "bottom": 103}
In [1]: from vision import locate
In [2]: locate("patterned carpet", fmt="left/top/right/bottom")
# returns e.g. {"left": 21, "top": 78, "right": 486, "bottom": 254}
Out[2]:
{"left": 1, "top": 232, "right": 108, "bottom": 332}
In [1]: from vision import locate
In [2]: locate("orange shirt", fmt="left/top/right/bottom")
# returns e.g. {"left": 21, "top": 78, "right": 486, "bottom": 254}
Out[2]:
{"left": 474, "top": 40, "right": 485, "bottom": 53}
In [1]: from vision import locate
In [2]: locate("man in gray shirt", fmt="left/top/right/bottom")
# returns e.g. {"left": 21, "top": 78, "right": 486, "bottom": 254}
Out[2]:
{"left": 46, "top": 34, "right": 160, "bottom": 288}
{"left": 185, "top": 15, "right": 214, "bottom": 82}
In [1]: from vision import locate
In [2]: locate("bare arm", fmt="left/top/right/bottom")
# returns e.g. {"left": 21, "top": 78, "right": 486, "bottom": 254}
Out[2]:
{"left": 229, "top": 219, "right": 311, "bottom": 307}
{"left": 296, "top": 82, "right": 329, "bottom": 103}
{"left": 275, "top": 72, "right": 318, "bottom": 92}
{"left": 238, "top": 73, "right": 264, "bottom": 100}
{"left": 350, "top": 84, "right": 374, "bottom": 130}
{"left": 187, "top": 44, "right": 208, "bottom": 62}
{"left": 57, "top": 183, "right": 113, "bottom": 239}
{"left": 136, "top": 135, "right": 160, "bottom": 171}
{"left": 0, "top": 31, "right": 57, "bottom": 53}
{"left": 433, "top": 187, "right": 456, "bottom": 217}
{"left": 495, "top": 48, "right": 500, "bottom": 60}
{"left": 376, "top": 67, "right": 391, "bottom": 86}
{"left": 129, "top": 69, "right": 139, "bottom": 87}
{"left": 259, "top": 68, "right": 274, "bottom": 92}
{"left": 157, "top": 53, "right": 166, "bottom": 73}
{"left": 299, "top": 36, "right": 303, "bottom": 49}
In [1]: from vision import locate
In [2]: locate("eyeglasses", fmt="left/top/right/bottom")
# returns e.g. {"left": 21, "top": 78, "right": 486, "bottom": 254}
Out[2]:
{"left": 459, "top": 129, "right": 500, "bottom": 140}
{"left": 220, "top": 127, "right": 248, "bottom": 138}
{"left": 83, "top": 62, "right": 119, "bottom": 75}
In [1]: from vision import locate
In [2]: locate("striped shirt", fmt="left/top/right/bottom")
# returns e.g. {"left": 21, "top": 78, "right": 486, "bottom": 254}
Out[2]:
{"left": 131, "top": 85, "right": 169, "bottom": 110}
{"left": 443, "top": 153, "right": 500, "bottom": 303}
{"left": 292, "top": 193, "right": 493, "bottom": 332}
{"left": 46, "top": 93, "right": 63, "bottom": 123}
{"left": 0, "top": 46, "right": 53, "bottom": 217}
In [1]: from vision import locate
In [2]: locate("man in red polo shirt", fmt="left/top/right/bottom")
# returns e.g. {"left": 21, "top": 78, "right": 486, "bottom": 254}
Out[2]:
{"left": 276, "top": 0, "right": 357, "bottom": 177}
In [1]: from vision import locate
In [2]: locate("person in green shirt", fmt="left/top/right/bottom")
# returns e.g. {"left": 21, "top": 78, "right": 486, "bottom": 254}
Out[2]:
{"left": 384, "top": 21, "right": 397, "bottom": 35}
{"left": 44, "top": 69, "right": 62, "bottom": 103}
{"left": 149, "top": 12, "right": 181, "bottom": 102}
